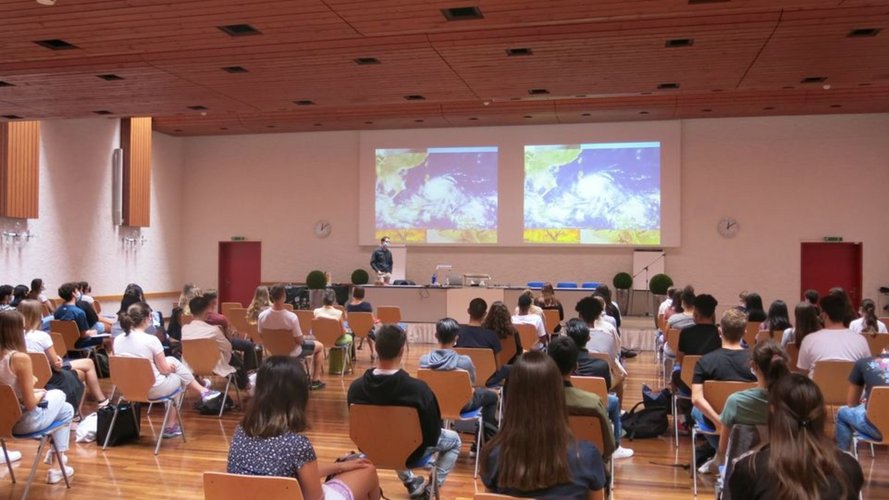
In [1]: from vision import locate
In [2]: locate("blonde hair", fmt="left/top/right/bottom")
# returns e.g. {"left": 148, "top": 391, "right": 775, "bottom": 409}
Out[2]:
{"left": 179, "top": 286, "right": 203, "bottom": 315}
{"left": 17, "top": 299, "right": 44, "bottom": 331}
{"left": 246, "top": 286, "right": 270, "bottom": 324}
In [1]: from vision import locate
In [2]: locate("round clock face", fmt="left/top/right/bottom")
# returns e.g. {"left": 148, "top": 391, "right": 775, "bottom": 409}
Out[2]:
{"left": 717, "top": 217, "right": 740, "bottom": 238}
{"left": 314, "top": 220, "right": 332, "bottom": 238}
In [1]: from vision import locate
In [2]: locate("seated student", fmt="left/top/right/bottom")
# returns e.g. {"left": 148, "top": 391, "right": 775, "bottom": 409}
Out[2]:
{"left": 182, "top": 296, "right": 249, "bottom": 390}
{"left": 830, "top": 287, "right": 858, "bottom": 327}
{"left": 28, "top": 278, "right": 55, "bottom": 315}
{"left": 716, "top": 340, "right": 789, "bottom": 464}
{"left": 10, "top": 284, "right": 29, "bottom": 309}
{"left": 761, "top": 300, "right": 792, "bottom": 335}
{"left": 797, "top": 294, "right": 870, "bottom": 378}
{"left": 691, "top": 309, "right": 757, "bottom": 473}
{"left": 729, "top": 374, "right": 863, "bottom": 500}
{"left": 850, "top": 298, "right": 888, "bottom": 334}
{"left": 456, "top": 298, "right": 501, "bottom": 354}
{"left": 664, "top": 287, "right": 696, "bottom": 359}
{"left": 674, "top": 294, "right": 721, "bottom": 394}
{"left": 228, "top": 356, "right": 381, "bottom": 500}
{"left": 20, "top": 299, "right": 108, "bottom": 408}
{"left": 480, "top": 351, "right": 606, "bottom": 498}
{"left": 346, "top": 286, "right": 376, "bottom": 357}
{"left": 419, "top": 318, "right": 498, "bottom": 450}
{"left": 513, "top": 289, "right": 544, "bottom": 319}
{"left": 743, "top": 292, "right": 767, "bottom": 324}
{"left": 803, "top": 289, "right": 820, "bottom": 308}
{"left": 245, "top": 285, "right": 270, "bottom": 325}
{"left": 0, "top": 310, "right": 75, "bottom": 484}
{"left": 564, "top": 319, "right": 611, "bottom": 385}
{"left": 576, "top": 297, "right": 626, "bottom": 398}
{"left": 511, "top": 294, "right": 546, "bottom": 349}
{"left": 482, "top": 301, "right": 522, "bottom": 365}
{"left": 549, "top": 336, "right": 624, "bottom": 460}
{"left": 54, "top": 282, "right": 106, "bottom": 350}
{"left": 114, "top": 302, "right": 221, "bottom": 438}
{"left": 348, "top": 325, "right": 461, "bottom": 498}
{"left": 258, "top": 284, "right": 325, "bottom": 390}
{"left": 71, "top": 283, "right": 107, "bottom": 334}
{"left": 781, "top": 301, "right": 822, "bottom": 350}
{"left": 594, "top": 284, "right": 622, "bottom": 332}
{"left": 0, "top": 285, "right": 15, "bottom": 312}
{"left": 658, "top": 287, "right": 678, "bottom": 318}
{"left": 202, "top": 289, "right": 258, "bottom": 372}
{"left": 314, "top": 290, "right": 347, "bottom": 326}
{"left": 835, "top": 344, "right": 889, "bottom": 451}
{"left": 533, "top": 283, "right": 563, "bottom": 332}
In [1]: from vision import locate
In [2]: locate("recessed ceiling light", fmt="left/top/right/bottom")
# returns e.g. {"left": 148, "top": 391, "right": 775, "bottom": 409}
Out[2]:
{"left": 1, "top": 114, "right": 23, "bottom": 120}
{"left": 523, "top": 115, "right": 532, "bottom": 119}
{"left": 353, "top": 57, "right": 381, "bottom": 65}
{"left": 34, "top": 39, "right": 77, "bottom": 50}
{"left": 217, "top": 24, "right": 261, "bottom": 37}
{"left": 97, "top": 74, "right": 124, "bottom": 81}
{"left": 414, "top": 119, "right": 424, "bottom": 123}
{"left": 763, "top": 106, "right": 775, "bottom": 110}
{"left": 782, "top": 86, "right": 795, "bottom": 90}
{"left": 92, "top": 110, "right": 112, "bottom": 115}
{"left": 665, "top": 38, "right": 694, "bottom": 48}
{"left": 266, "top": 125, "right": 276, "bottom": 128}
{"left": 404, "top": 95, "right": 426, "bottom": 101}
{"left": 441, "top": 6, "right": 483, "bottom": 21}
{"left": 847, "top": 28, "right": 881, "bottom": 38}
{"left": 800, "top": 76, "right": 827, "bottom": 84}
{"left": 859, "top": 82, "right": 872, "bottom": 86}
{"left": 0, "top": 81, "right": 14, "bottom": 87}
{"left": 581, "top": 113, "right": 591, "bottom": 117}
{"left": 174, "top": 129, "right": 183, "bottom": 133}
{"left": 657, "top": 82, "right": 680, "bottom": 90}
{"left": 220, "top": 127, "right": 228, "bottom": 130}
{"left": 830, "top": 104, "right": 843, "bottom": 108}
{"left": 468, "top": 117, "right": 479, "bottom": 121}
{"left": 528, "top": 88, "right": 549, "bottom": 95}
{"left": 314, "top": 123, "right": 323, "bottom": 126}
{"left": 701, "top": 108, "right": 713, "bottom": 112}
{"left": 639, "top": 111, "right": 650, "bottom": 115}
{"left": 711, "top": 89, "right": 724, "bottom": 92}
{"left": 187, "top": 105, "right": 208, "bottom": 111}
{"left": 364, "top": 121, "right": 374, "bottom": 125}
{"left": 293, "top": 100, "right": 316, "bottom": 106}
{"left": 222, "top": 66, "right": 249, "bottom": 73}
{"left": 506, "top": 47, "right": 533, "bottom": 57}
{"left": 688, "top": 0, "right": 730, "bottom": 4}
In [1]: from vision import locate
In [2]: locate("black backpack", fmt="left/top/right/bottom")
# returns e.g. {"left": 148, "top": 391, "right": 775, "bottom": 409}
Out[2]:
{"left": 195, "top": 395, "right": 235, "bottom": 415}
{"left": 620, "top": 401, "right": 669, "bottom": 439}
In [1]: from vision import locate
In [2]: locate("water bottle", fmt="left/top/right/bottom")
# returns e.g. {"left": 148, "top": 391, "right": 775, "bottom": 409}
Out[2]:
{"left": 431, "top": 272, "right": 437, "bottom": 286}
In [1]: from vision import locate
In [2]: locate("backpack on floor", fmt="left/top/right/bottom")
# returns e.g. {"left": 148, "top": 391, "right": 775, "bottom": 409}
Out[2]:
{"left": 195, "top": 394, "right": 235, "bottom": 415}
{"left": 621, "top": 401, "right": 668, "bottom": 439}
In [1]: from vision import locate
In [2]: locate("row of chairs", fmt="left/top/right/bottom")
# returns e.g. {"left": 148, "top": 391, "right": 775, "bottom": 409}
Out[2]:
{"left": 527, "top": 281, "right": 602, "bottom": 289}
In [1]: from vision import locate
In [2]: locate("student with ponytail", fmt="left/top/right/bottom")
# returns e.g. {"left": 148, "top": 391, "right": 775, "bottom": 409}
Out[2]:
{"left": 729, "top": 374, "right": 863, "bottom": 500}
{"left": 113, "top": 302, "right": 221, "bottom": 438}
{"left": 850, "top": 298, "right": 887, "bottom": 334}
{"left": 715, "top": 340, "right": 789, "bottom": 462}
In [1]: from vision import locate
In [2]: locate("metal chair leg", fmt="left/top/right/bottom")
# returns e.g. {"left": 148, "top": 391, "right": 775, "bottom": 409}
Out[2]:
{"left": 1, "top": 439, "right": 15, "bottom": 483}
{"left": 155, "top": 400, "right": 173, "bottom": 455}
{"left": 691, "top": 427, "right": 698, "bottom": 496}
{"left": 473, "top": 416, "right": 482, "bottom": 478}
{"left": 177, "top": 394, "right": 187, "bottom": 443}
{"left": 102, "top": 404, "right": 121, "bottom": 450}
{"left": 21, "top": 437, "right": 46, "bottom": 500}
{"left": 672, "top": 394, "right": 679, "bottom": 447}
{"left": 49, "top": 438, "right": 70, "bottom": 488}
{"left": 219, "top": 376, "right": 231, "bottom": 418}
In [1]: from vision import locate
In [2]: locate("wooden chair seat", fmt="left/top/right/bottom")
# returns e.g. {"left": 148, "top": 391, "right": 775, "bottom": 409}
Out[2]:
{"left": 203, "top": 472, "right": 303, "bottom": 500}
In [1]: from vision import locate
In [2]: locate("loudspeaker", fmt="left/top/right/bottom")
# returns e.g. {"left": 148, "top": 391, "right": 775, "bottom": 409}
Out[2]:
{"left": 112, "top": 148, "right": 123, "bottom": 226}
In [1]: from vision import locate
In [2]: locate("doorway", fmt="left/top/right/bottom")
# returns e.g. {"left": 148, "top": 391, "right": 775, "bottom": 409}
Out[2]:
{"left": 800, "top": 242, "right": 863, "bottom": 309}
{"left": 218, "top": 241, "right": 262, "bottom": 306}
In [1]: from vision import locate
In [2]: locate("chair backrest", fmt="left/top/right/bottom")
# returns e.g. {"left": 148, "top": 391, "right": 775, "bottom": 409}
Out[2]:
{"left": 581, "top": 282, "right": 600, "bottom": 289}
{"left": 722, "top": 423, "right": 769, "bottom": 500}
{"left": 812, "top": 360, "right": 856, "bottom": 406}
{"left": 27, "top": 352, "right": 53, "bottom": 387}
{"left": 568, "top": 414, "right": 607, "bottom": 457}
{"left": 349, "top": 404, "right": 423, "bottom": 469}
{"left": 743, "top": 323, "right": 759, "bottom": 347}
{"left": 51, "top": 320, "right": 81, "bottom": 351}
{"left": 311, "top": 317, "right": 344, "bottom": 347}
{"left": 220, "top": 302, "right": 242, "bottom": 322}
{"left": 514, "top": 323, "right": 538, "bottom": 352}
{"left": 526, "top": 281, "right": 545, "bottom": 289}
{"left": 866, "top": 386, "right": 889, "bottom": 442}
{"left": 665, "top": 328, "right": 681, "bottom": 354}
{"left": 181, "top": 314, "right": 194, "bottom": 326}
{"left": 453, "top": 347, "right": 497, "bottom": 387}
{"left": 417, "top": 369, "right": 474, "bottom": 421}
{"left": 283, "top": 303, "right": 294, "bottom": 312}
{"left": 109, "top": 356, "right": 157, "bottom": 403}
{"left": 542, "top": 309, "right": 560, "bottom": 335}
{"left": 376, "top": 306, "right": 402, "bottom": 324}
{"left": 93, "top": 301, "right": 103, "bottom": 314}
{"left": 346, "top": 312, "right": 375, "bottom": 340}
{"left": 49, "top": 332, "right": 67, "bottom": 358}
{"left": 182, "top": 338, "right": 223, "bottom": 376}
{"left": 294, "top": 310, "right": 314, "bottom": 335}
{"left": 570, "top": 376, "right": 609, "bottom": 401}
{"left": 657, "top": 314, "right": 665, "bottom": 332}
{"left": 497, "top": 333, "right": 518, "bottom": 367}
{"left": 261, "top": 329, "right": 297, "bottom": 357}
{"left": 702, "top": 381, "right": 758, "bottom": 414}
{"left": 557, "top": 282, "right": 578, "bottom": 289}
{"left": 0, "top": 385, "right": 23, "bottom": 440}
{"left": 228, "top": 307, "right": 251, "bottom": 336}
{"left": 203, "top": 472, "right": 303, "bottom": 500}
{"left": 680, "top": 355, "right": 702, "bottom": 389}
{"left": 865, "top": 334, "right": 889, "bottom": 357}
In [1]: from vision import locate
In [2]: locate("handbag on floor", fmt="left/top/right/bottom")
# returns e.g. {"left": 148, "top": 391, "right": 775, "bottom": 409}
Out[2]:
{"left": 96, "top": 402, "right": 141, "bottom": 446}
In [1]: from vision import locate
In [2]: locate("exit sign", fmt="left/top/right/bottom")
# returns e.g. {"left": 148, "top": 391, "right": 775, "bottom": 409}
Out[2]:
{"left": 823, "top": 236, "right": 844, "bottom": 242}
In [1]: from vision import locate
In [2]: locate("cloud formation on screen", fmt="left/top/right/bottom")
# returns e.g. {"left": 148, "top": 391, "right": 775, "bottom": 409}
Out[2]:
{"left": 524, "top": 142, "right": 661, "bottom": 245}
{"left": 375, "top": 147, "right": 498, "bottom": 244}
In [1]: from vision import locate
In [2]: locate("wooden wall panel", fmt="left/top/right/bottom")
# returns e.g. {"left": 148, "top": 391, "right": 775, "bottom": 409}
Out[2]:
{"left": 120, "top": 117, "right": 151, "bottom": 227}
{"left": 0, "top": 121, "right": 40, "bottom": 219}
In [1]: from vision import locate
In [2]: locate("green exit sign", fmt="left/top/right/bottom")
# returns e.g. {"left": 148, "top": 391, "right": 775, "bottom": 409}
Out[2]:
{"left": 823, "top": 236, "right": 844, "bottom": 242}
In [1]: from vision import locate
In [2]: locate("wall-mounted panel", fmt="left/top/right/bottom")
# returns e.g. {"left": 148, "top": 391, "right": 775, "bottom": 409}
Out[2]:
{"left": 121, "top": 116, "right": 152, "bottom": 227}
{"left": 0, "top": 121, "right": 40, "bottom": 219}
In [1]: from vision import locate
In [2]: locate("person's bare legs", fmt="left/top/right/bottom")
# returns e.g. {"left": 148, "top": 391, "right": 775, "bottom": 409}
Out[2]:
{"left": 312, "top": 341, "right": 325, "bottom": 380}
{"left": 331, "top": 464, "right": 381, "bottom": 500}
{"left": 67, "top": 359, "right": 107, "bottom": 402}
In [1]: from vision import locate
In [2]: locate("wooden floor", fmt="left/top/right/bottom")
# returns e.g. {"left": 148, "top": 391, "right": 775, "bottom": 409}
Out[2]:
{"left": 3, "top": 318, "right": 889, "bottom": 499}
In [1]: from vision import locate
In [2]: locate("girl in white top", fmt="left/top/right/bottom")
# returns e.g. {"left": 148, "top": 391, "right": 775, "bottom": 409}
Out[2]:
{"left": 313, "top": 290, "right": 345, "bottom": 325}
{"left": 0, "top": 310, "right": 75, "bottom": 484}
{"left": 113, "top": 302, "right": 220, "bottom": 438}
{"left": 19, "top": 299, "right": 109, "bottom": 406}
{"left": 850, "top": 299, "right": 888, "bottom": 334}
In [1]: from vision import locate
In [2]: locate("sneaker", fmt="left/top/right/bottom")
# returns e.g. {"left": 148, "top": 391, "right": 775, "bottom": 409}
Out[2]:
{"left": 201, "top": 390, "right": 222, "bottom": 403}
{"left": 201, "top": 378, "right": 212, "bottom": 390}
{"left": 310, "top": 380, "right": 326, "bottom": 391}
{"left": 43, "top": 450, "right": 69, "bottom": 465}
{"left": 46, "top": 466, "right": 74, "bottom": 484}
{"left": 469, "top": 442, "right": 478, "bottom": 458}
{"left": 698, "top": 457, "right": 719, "bottom": 475}
{"left": 0, "top": 450, "right": 22, "bottom": 463}
{"left": 612, "top": 446, "right": 635, "bottom": 459}
{"left": 404, "top": 476, "right": 426, "bottom": 497}
{"left": 162, "top": 426, "right": 183, "bottom": 439}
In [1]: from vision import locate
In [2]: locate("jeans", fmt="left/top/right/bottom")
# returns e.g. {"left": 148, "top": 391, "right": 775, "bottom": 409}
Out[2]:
{"left": 91, "top": 322, "right": 106, "bottom": 334}
{"left": 691, "top": 407, "right": 719, "bottom": 449}
{"left": 836, "top": 403, "right": 883, "bottom": 451}
{"left": 13, "top": 389, "right": 74, "bottom": 452}
{"left": 398, "top": 428, "right": 462, "bottom": 487}
{"left": 463, "top": 388, "right": 498, "bottom": 440}
{"left": 148, "top": 357, "right": 196, "bottom": 400}
{"left": 230, "top": 337, "right": 258, "bottom": 373}
{"left": 607, "top": 394, "right": 622, "bottom": 446}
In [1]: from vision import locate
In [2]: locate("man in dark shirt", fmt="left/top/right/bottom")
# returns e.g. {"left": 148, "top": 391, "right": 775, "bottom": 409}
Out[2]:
{"left": 203, "top": 288, "right": 258, "bottom": 373}
{"left": 455, "top": 298, "right": 505, "bottom": 386}
{"left": 54, "top": 282, "right": 106, "bottom": 349}
{"left": 836, "top": 346, "right": 889, "bottom": 451}
{"left": 370, "top": 236, "right": 393, "bottom": 285}
{"left": 673, "top": 293, "right": 721, "bottom": 394}
{"left": 348, "top": 324, "right": 460, "bottom": 498}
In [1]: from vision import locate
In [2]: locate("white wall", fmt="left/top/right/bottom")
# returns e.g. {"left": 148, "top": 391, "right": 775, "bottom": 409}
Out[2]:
{"left": 179, "top": 113, "right": 889, "bottom": 311}
{"left": 0, "top": 118, "right": 184, "bottom": 298}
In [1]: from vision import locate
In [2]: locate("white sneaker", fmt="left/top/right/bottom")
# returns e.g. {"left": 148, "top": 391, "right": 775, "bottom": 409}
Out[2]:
{"left": 0, "top": 450, "right": 22, "bottom": 463}
{"left": 201, "top": 390, "right": 222, "bottom": 403}
{"left": 612, "top": 446, "right": 634, "bottom": 459}
{"left": 43, "top": 450, "right": 68, "bottom": 465}
{"left": 46, "top": 466, "right": 74, "bottom": 484}
{"left": 697, "top": 457, "right": 718, "bottom": 474}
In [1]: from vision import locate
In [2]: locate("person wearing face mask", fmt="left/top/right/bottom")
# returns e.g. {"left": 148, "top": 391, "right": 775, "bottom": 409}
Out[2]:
{"left": 370, "top": 236, "right": 393, "bottom": 285}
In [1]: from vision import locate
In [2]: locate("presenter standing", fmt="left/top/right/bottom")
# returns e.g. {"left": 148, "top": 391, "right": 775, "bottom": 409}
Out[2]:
{"left": 370, "top": 236, "right": 393, "bottom": 285}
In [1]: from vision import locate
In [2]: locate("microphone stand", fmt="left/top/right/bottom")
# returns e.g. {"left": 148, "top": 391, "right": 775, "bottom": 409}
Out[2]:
{"left": 630, "top": 252, "right": 666, "bottom": 316}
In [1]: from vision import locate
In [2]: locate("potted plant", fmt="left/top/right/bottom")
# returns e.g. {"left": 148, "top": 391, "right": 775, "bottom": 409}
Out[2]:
{"left": 306, "top": 270, "right": 327, "bottom": 308}
{"left": 351, "top": 268, "right": 369, "bottom": 285}
{"left": 648, "top": 273, "right": 673, "bottom": 297}
{"left": 612, "top": 272, "right": 633, "bottom": 312}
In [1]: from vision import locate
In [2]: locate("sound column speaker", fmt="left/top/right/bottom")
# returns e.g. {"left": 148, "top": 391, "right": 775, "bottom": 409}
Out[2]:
{"left": 112, "top": 148, "right": 123, "bottom": 226}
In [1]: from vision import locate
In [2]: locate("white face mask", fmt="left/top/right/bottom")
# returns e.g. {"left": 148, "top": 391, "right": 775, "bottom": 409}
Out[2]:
{"left": 383, "top": 241, "right": 390, "bottom": 247}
